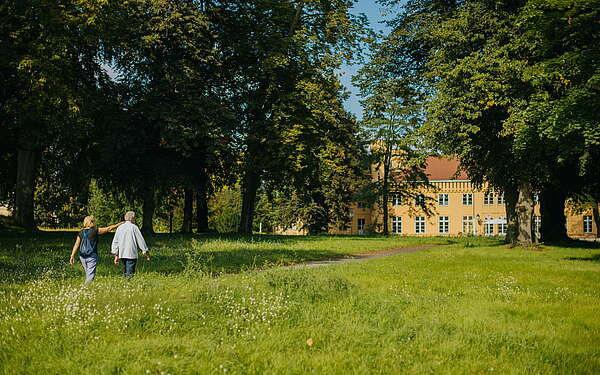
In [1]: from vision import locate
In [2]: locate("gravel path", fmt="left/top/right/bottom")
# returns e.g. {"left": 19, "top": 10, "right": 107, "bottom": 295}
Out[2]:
{"left": 287, "top": 244, "right": 442, "bottom": 268}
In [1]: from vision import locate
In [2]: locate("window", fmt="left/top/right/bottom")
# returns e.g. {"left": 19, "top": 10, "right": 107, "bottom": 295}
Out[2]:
{"left": 462, "top": 193, "right": 473, "bottom": 206}
{"left": 462, "top": 216, "right": 473, "bottom": 234}
{"left": 533, "top": 216, "right": 541, "bottom": 236}
{"left": 497, "top": 193, "right": 505, "bottom": 205}
{"left": 498, "top": 217, "right": 507, "bottom": 234}
{"left": 533, "top": 192, "right": 540, "bottom": 205}
{"left": 415, "top": 194, "right": 425, "bottom": 207}
{"left": 484, "top": 216, "right": 494, "bottom": 236}
{"left": 439, "top": 216, "right": 449, "bottom": 234}
{"left": 358, "top": 218, "right": 366, "bottom": 235}
{"left": 484, "top": 192, "right": 495, "bottom": 205}
{"left": 438, "top": 194, "right": 449, "bottom": 206}
{"left": 392, "top": 216, "right": 402, "bottom": 234}
{"left": 415, "top": 216, "right": 425, "bottom": 234}
{"left": 392, "top": 193, "right": 402, "bottom": 206}
{"left": 584, "top": 216, "right": 593, "bottom": 234}
{"left": 357, "top": 201, "right": 366, "bottom": 209}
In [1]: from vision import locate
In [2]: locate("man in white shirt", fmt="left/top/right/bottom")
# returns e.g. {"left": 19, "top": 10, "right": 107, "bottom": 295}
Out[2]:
{"left": 111, "top": 211, "right": 151, "bottom": 277}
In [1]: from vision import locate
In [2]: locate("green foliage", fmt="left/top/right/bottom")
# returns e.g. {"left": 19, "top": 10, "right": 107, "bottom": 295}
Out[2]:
{"left": 208, "top": 188, "right": 242, "bottom": 233}
{"left": 86, "top": 180, "right": 138, "bottom": 228}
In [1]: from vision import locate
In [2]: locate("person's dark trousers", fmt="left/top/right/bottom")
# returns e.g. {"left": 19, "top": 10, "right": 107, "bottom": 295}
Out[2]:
{"left": 122, "top": 258, "right": 137, "bottom": 277}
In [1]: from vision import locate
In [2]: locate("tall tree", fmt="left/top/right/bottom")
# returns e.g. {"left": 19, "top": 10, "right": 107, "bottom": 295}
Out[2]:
{"left": 1, "top": 0, "right": 109, "bottom": 230}
{"left": 356, "top": 34, "right": 432, "bottom": 235}
{"left": 213, "top": 0, "right": 364, "bottom": 234}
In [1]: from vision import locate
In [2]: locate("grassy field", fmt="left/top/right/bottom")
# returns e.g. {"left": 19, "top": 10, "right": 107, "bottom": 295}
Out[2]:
{"left": 0, "top": 232, "right": 599, "bottom": 374}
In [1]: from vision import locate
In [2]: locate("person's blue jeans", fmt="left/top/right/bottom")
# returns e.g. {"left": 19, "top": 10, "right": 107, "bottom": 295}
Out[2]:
{"left": 79, "top": 253, "right": 98, "bottom": 284}
{"left": 121, "top": 258, "right": 137, "bottom": 277}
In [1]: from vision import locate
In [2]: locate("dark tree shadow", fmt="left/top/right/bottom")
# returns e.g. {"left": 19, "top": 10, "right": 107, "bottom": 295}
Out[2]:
{"left": 564, "top": 253, "right": 600, "bottom": 263}
{"left": 543, "top": 238, "right": 600, "bottom": 249}
{"left": 0, "top": 231, "right": 350, "bottom": 283}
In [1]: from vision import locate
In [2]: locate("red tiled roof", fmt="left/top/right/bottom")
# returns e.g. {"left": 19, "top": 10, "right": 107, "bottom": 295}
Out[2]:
{"left": 424, "top": 156, "right": 469, "bottom": 180}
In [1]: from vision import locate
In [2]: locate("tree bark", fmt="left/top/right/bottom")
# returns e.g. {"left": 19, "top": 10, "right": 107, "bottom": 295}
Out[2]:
{"left": 504, "top": 184, "right": 519, "bottom": 245}
{"left": 516, "top": 182, "right": 534, "bottom": 246}
{"left": 539, "top": 186, "right": 568, "bottom": 242}
{"left": 181, "top": 188, "right": 193, "bottom": 233}
{"left": 593, "top": 203, "right": 600, "bottom": 238}
{"left": 141, "top": 184, "right": 155, "bottom": 235}
{"left": 14, "top": 148, "right": 40, "bottom": 231}
{"left": 381, "top": 145, "right": 391, "bottom": 236}
{"left": 196, "top": 182, "right": 209, "bottom": 233}
{"left": 238, "top": 167, "right": 261, "bottom": 235}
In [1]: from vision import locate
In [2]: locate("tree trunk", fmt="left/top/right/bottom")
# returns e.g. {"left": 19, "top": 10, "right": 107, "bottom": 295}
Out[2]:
{"left": 503, "top": 184, "right": 519, "bottom": 245}
{"left": 539, "top": 186, "right": 568, "bottom": 242}
{"left": 238, "top": 167, "right": 261, "bottom": 235}
{"left": 196, "top": 182, "right": 209, "bottom": 233}
{"left": 181, "top": 188, "right": 193, "bottom": 233}
{"left": 141, "top": 184, "right": 155, "bottom": 235}
{"left": 516, "top": 182, "right": 534, "bottom": 246}
{"left": 593, "top": 203, "right": 600, "bottom": 238}
{"left": 14, "top": 148, "right": 40, "bottom": 231}
{"left": 382, "top": 148, "right": 391, "bottom": 236}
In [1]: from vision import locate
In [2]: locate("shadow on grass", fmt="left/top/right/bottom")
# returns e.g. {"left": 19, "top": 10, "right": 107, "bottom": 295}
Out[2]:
{"left": 0, "top": 240, "right": 345, "bottom": 283}
{"left": 0, "top": 230, "right": 460, "bottom": 283}
{"left": 545, "top": 238, "right": 600, "bottom": 249}
{"left": 563, "top": 253, "right": 600, "bottom": 263}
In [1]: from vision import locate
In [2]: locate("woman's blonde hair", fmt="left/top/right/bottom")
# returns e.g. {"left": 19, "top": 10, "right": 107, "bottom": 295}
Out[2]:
{"left": 83, "top": 216, "right": 97, "bottom": 228}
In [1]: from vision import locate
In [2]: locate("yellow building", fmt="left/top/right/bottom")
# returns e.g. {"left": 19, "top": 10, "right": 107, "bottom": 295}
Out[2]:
{"left": 337, "top": 157, "right": 599, "bottom": 239}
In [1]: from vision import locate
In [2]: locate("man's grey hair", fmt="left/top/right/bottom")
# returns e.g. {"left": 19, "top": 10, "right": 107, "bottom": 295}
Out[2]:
{"left": 124, "top": 211, "right": 136, "bottom": 221}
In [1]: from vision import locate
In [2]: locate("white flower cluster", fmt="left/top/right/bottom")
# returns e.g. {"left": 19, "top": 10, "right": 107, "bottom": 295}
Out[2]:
{"left": 209, "top": 286, "right": 291, "bottom": 336}
{"left": 493, "top": 274, "right": 525, "bottom": 299}
{"left": 0, "top": 278, "right": 174, "bottom": 338}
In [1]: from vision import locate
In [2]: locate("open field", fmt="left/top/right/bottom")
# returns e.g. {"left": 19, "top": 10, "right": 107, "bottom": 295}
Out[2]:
{"left": 0, "top": 233, "right": 599, "bottom": 374}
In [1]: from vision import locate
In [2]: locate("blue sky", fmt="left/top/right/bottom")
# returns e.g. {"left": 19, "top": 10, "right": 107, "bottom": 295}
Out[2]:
{"left": 339, "top": 0, "right": 399, "bottom": 119}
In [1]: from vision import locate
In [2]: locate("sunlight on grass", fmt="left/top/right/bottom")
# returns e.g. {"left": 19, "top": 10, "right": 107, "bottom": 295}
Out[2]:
{"left": 0, "top": 233, "right": 599, "bottom": 374}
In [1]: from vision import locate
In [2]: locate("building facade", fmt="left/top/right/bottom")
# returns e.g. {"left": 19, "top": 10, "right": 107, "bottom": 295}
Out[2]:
{"left": 336, "top": 157, "right": 599, "bottom": 238}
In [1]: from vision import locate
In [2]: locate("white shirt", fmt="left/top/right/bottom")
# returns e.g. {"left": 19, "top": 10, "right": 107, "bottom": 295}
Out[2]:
{"left": 111, "top": 221, "right": 149, "bottom": 259}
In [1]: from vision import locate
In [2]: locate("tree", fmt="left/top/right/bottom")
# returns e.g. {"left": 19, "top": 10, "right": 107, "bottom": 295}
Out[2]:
{"left": 356, "top": 34, "right": 432, "bottom": 235}
{"left": 99, "top": 0, "right": 218, "bottom": 234}
{"left": 512, "top": 0, "right": 600, "bottom": 242}
{"left": 1, "top": 0, "right": 108, "bottom": 230}
{"left": 210, "top": 0, "right": 365, "bottom": 234}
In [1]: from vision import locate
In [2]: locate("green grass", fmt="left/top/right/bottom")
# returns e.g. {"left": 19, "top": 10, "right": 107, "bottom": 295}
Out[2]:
{"left": 0, "top": 232, "right": 599, "bottom": 374}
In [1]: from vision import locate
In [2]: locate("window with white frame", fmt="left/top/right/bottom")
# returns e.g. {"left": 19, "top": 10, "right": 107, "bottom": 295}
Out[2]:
{"left": 484, "top": 192, "right": 495, "bottom": 205}
{"left": 497, "top": 193, "right": 505, "bottom": 205}
{"left": 462, "top": 193, "right": 473, "bottom": 206}
{"left": 498, "top": 217, "right": 507, "bottom": 234}
{"left": 392, "top": 193, "right": 402, "bottom": 206}
{"left": 584, "top": 216, "right": 593, "bottom": 234}
{"left": 415, "top": 194, "right": 425, "bottom": 207}
{"left": 439, "top": 216, "right": 449, "bottom": 234}
{"left": 392, "top": 216, "right": 402, "bottom": 234}
{"left": 484, "top": 216, "right": 494, "bottom": 236}
{"left": 462, "top": 216, "right": 473, "bottom": 234}
{"left": 533, "top": 192, "right": 540, "bottom": 204}
{"left": 358, "top": 218, "right": 366, "bottom": 235}
{"left": 533, "top": 216, "right": 541, "bottom": 236}
{"left": 438, "top": 193, "right": 449, "bottom": 206}
{"left": 415, "top": 216, "right": 425, "bottom": 234}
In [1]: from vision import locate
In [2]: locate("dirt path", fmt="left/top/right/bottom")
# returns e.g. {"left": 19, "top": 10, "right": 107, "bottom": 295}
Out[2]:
{"left": 287, "top": 244, "right": 442, "bottom": 269}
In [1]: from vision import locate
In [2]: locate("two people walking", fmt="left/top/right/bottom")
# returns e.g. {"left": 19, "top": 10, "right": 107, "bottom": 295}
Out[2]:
{"left": 70, "top": 211, "right": 150, "bottom": 283}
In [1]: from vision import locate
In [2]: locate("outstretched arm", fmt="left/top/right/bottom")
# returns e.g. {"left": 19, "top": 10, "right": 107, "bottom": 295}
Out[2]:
{"left": 99, "top": 221, "right": 125, "bottom": 235}
{"left": 69, "top": 236, "right": 81, "bottom": 265}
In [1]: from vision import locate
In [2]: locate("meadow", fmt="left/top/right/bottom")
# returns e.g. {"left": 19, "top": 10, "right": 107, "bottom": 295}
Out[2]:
{"left": 0, "top": 232, "right": 599, "bottom": 374}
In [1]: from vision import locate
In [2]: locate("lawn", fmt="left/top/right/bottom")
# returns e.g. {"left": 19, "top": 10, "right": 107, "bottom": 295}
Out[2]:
{"left": 0, "top": 232, "right": 599, "bottom": 374}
